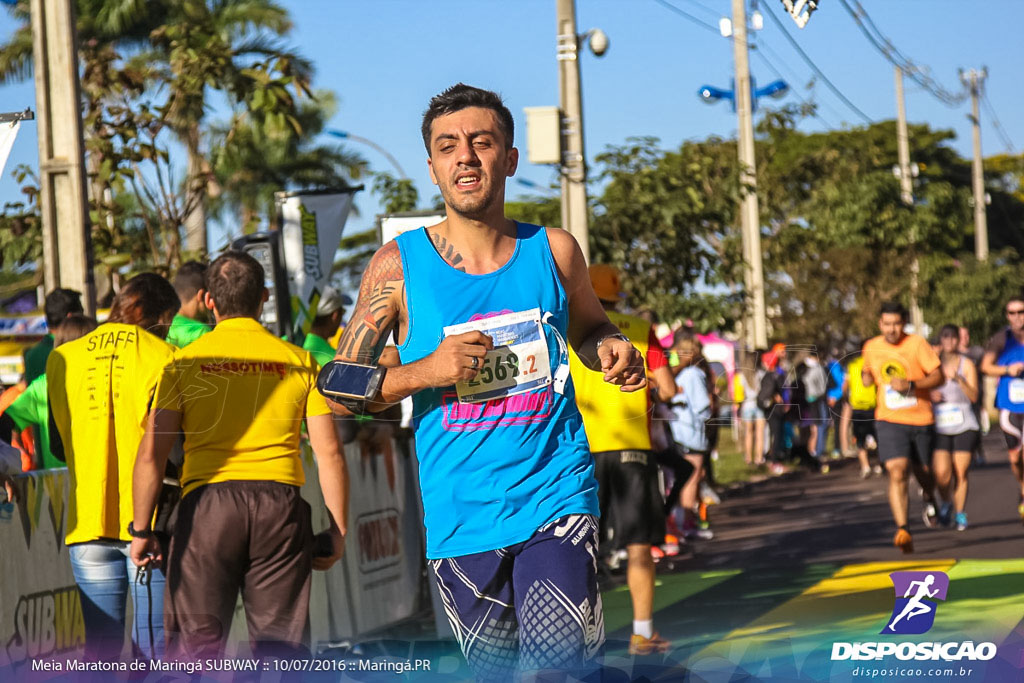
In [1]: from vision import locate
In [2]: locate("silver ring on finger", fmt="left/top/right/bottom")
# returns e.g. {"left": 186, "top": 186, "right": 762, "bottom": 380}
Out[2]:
{"left": 470, "top": 356, "right": 479, "bottom": 369}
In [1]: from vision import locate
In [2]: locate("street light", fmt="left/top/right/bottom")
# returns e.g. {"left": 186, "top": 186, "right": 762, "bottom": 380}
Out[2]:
{"left": 326, "top": 129, "right": 407, "bottom": 179}
{"left": 697, "top": 78, "right": 789, "bottom": 112}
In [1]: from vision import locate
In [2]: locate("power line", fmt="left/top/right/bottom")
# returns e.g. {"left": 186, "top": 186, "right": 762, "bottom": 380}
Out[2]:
{"left": 672, "top": 0, "right": 721, "bottom": 20}
{"left": 981, "top": 91, "right": 1017, "bottom": 154}
{"left": 751, "top": 36, "right": 844, "bottom": 128}
{"left": 650, "top": 0, "right": 721, "bottom": 34}
{"left": 836, "top": 0, "right": 966, "bottom": 107}
{"left": 750, "top": 43, "right": 836, "bottom": 129}
{"left": 761, "top": 2, "right": 874, "bottom": 124}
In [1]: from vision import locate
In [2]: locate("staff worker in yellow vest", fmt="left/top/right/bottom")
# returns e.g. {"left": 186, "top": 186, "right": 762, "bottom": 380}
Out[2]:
{"left": 47, "top": 274, "right": 180, "bottom": 660}
{"left": 130, "top": 251, "right": 348, "bottom": 661}
{"left": 569, "top": 264, "right": 676, "bottom": 656}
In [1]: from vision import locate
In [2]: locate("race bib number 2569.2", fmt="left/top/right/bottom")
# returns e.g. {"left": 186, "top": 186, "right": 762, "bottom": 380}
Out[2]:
{"left": 443, "top": 308, "right": 552, "bottom": 404}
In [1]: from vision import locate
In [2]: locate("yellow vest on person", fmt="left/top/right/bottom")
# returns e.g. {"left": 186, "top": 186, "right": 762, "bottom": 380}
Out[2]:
{"left": 47, "top": 323, "right": 175, "bottom": 544}
{"left": 569, "top": 311, "right": 653, "bottom": 452}
{"left": 847, "top": 356, "right": 877, "bottom": 411}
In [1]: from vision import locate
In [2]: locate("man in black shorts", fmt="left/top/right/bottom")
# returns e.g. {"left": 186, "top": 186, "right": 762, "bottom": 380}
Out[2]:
{"left": 570, "top": 265, "right": 676, "bottom": 655}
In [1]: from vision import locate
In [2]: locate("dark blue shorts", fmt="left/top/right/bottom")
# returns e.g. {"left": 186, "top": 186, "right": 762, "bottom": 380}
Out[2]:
{"left": 430, "top": 514, "right": 604, "bottom": 680}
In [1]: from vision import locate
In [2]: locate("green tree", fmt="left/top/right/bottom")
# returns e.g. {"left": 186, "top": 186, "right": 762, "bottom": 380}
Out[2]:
{"left": 209, "top": 91, "right": 366, "bottom": 234}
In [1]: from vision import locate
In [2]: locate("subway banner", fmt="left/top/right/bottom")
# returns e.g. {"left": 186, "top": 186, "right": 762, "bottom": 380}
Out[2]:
{"left": 0, "top": 469, "right": 85, "bottom": 670}
{"left": 275, "top": 188, "right": 361, "bottom": 340}
{"left": 1, "top": 429, "right": 426, "bottom": 674}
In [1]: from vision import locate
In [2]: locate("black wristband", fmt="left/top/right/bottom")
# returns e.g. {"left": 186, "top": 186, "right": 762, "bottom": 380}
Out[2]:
{"left": 127, "top": 521, "right": 154, "bottom": 539}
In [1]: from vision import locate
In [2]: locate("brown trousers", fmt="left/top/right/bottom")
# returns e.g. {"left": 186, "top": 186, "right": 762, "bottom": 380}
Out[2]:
{"left": 164, "top": 480, "right": 313, "bottom": 660}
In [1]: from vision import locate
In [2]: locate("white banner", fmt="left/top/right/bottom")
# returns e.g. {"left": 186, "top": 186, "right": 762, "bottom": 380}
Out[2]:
{"left": 277, "top": 190, "right": 359, "bottom": 338}
{"left": 0, "top": 121, "right": 19, "bottom": 180}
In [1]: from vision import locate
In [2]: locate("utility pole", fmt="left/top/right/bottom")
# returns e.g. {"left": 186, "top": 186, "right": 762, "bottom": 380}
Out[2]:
{"left": 556, "top": 0, "right": 590, "bottom": 264}
{"left": 30, "top": 0, "right": 96, "bottom": 314}
{"left": 961, "top": 68, "right": 989, "bottom": 261}
{"left": 732, "top": 0, "right": 767, "bottom": 349}
{"left": 894, "top": 67, "right": 923, "bottom": 332}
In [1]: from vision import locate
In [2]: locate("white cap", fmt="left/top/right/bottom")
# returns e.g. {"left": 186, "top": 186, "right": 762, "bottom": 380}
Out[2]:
{"left": 316, "top": 287, "right": 352, "bottom": 316}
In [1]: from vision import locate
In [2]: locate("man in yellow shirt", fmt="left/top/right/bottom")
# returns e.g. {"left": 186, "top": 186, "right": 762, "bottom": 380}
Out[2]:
{"left": 862, "top": 302, "right": 943, "bottom": 553}
{"left": 569, "top": 265, "right": 676, "bottom": 656}
{"left": 130, "top": 251, "right": 349, "bottom": 660}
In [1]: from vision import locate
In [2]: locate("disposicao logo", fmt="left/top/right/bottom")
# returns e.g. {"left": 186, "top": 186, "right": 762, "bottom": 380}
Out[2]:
{"left": 881, "top": 571, "right": 949, "bottom": 635}
{"left": 831, "top": 570, "right": 998, "bottom": 663}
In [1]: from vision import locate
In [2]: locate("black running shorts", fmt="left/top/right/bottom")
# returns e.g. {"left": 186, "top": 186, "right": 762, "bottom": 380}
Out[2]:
{"left": 875, "top": 420, "right": 934, "bottom": 465}
{"left": 851, "top": 409, "right": 876, "bottom": 448}
{"left": 933, "top": 430, "right": 979, "bottom": 454}
{"left": 594, "top": 450, "right": 664, "bottom": 550}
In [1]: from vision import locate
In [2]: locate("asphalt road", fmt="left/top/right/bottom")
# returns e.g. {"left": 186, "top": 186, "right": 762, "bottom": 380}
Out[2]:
{"left": 686, "top": 430, "right": 1024, "bottom": 568}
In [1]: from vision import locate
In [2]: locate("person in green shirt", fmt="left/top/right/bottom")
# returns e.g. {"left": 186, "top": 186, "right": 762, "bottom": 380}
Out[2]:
{"left": 166, "top": 260, "right": 212, "bottom": 348}
{"left": 23, "top": 288, "right": 84, "bottom": 383}
{"left": 302, "top": 287, "right": 351, "bottom": 368}
{"left": 3, "top": 315, "right": 97, "bottom": 469}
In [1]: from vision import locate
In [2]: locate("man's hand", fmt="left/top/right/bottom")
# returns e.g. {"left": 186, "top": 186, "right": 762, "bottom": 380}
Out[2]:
{"left": 312, "top": 529, "right": 346, "bottom": 571}
{"left": 1, "top": 474, "right": 16, "bottom": 503}
{"left": 890, "top": 377, "right": 911, "bottom": 393}
{"left": 422, "top": 331, "right": 493, "bottom": 388}
{"left": 598, "top": 338, "right": 646, "bottom": 392}
{"left": 129, "top": 536, "right": 163, "bottom": 569}
{"left": 1008, "top": 362, "right": 1024, "bottom": 378}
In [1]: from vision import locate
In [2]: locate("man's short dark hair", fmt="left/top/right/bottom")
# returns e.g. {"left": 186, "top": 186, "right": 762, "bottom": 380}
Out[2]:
{"left": 173, "top": 261, "right": 207, "bottom": 301}
{"left": 206, "top": 251, "right": 264, "bottom": 318}
{"left": 421, "top": 83, "right": 514, "bottom": 152}
{"left": 44, "top": 288, "right": 84, "bottom": 329}
{"left": 1006, "top": 292, "right": 1024, "bottom": 311}
{"left": 879, "top": 301, "right": 908, "bottom": 321}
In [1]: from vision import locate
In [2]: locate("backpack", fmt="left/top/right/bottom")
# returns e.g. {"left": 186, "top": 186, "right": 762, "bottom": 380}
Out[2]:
{"left": 757, "top": 371, "right": 778, "bottom": 412}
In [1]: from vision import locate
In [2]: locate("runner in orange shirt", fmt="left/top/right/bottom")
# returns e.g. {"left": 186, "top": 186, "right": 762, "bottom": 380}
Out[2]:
{"left": 861, "top": 302, "right": 944, "bottom": 553}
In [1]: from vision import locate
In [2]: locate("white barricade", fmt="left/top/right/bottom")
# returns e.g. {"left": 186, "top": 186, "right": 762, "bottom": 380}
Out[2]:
{"left": 1, "top": 426, "right": 430, "bottom": 673}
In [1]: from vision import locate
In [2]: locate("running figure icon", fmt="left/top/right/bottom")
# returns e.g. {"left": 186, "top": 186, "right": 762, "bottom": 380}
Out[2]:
{"left": 887, "top": 574, "right": 939, "bottom": 631}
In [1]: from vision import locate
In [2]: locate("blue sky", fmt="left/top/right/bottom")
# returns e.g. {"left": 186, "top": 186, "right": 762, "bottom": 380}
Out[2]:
{"left": 1, "top": 0, "right": 1021, "bottom": 250}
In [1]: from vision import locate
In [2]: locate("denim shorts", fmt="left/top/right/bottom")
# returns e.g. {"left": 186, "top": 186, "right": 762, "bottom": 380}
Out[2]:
{"left": 740, "top": 403, "right": 765, "bottom": 421}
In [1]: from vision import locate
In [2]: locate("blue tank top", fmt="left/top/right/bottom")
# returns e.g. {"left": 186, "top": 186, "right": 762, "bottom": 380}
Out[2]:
{"left": 995, "top": 329, "right": 1024, "bottom": 411}
{"left": 396, "top": 223, "right": 598, "bottom": 559}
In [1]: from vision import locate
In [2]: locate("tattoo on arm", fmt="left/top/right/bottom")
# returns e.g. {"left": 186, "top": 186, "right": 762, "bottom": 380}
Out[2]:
{"left": 428, "top": 232, "right": 466, "bottom": 271}
{"left": 337, "top": 244, "right": 403, "bottom": 363}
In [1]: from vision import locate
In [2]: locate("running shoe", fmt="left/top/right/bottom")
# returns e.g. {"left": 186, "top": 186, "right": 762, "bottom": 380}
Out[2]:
{"left": 922, "top": 503, "right": 938, "bottom": 529}
{"left": 955, "top": 512, "right": 968, "bottom": 531}
{"left": 860, "top": 467, "right": 872, "bottom": 479}
{"left": 938, "top": 502, "right": 953, "bottom": 528}
{"left": 893, "top": 528, "right": 914, "bottom": 553}
{"left": 700, "top": 482, "right": 721, "bottom": 505}
{"left": 770, "top": 462, "right": 787, "bottom": 476}
{"left": 872, "top": 464, "right": 883, "bottom": 475}
{"left": 629, "top": 632, "right": 672, "bottom": 656}
{"left": 650, "top": 545, "right": 666, "bottom": 561}
{"left": 684, "top": 526, "right": 714, "bottom": 541}
{"left": 605, "top": 548, "right": 628, "bottom": 571}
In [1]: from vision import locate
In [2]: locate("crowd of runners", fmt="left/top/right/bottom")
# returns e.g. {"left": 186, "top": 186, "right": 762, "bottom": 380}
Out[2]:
{"left": 2, "top": 83, "right": 1024, "bottom": 681}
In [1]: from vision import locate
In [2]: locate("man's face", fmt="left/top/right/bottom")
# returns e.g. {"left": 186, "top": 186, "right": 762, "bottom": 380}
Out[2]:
{"left": 958, "top": 327, "right": 969, "bottom": 350}
{"left": 427, "top": 107, "right": 518, "bottom": 219}
{"left": 879, "top": 313, "right": 905, "bottom": 344}
{"left": 1007, "top": 301, "right": 1024, "bottom": 333}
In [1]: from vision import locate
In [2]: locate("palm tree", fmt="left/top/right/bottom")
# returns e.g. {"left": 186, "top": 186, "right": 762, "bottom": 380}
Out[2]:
{"left": 146, "top": 0, "right": 313, "bottom": 257}
{"left": 208, "top": 90, "right": 367, "bottom": 235}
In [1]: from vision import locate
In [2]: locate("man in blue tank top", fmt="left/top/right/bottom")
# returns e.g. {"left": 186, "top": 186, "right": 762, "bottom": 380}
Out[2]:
{"left": 980, "top": 293, "right": 1024, "bottom": 524}
{"left": 327, "top": 84, "right": 646, "bottom": 678}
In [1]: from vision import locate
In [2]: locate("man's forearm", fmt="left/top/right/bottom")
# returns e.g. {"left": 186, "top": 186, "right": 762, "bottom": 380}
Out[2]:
{"left": 315, "top": 448, "right": 349, "bottom": 536}
{"left": 131, "top": 431, "right": 176, "bottom": 529}
{"left": 575, "top": 322, "right": 622, "bottom": 371}
{"left": 366, "top": 357, "right": 437, "bottom": 412}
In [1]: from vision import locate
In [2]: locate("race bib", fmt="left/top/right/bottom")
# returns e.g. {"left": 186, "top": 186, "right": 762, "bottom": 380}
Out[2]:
{"left": 935, "top": 404, "right": 965, "bottom": 429}
{"left": 1010, "top": 379, "right": 1024, "bottom": 404}
{"left": 443, "top": 308, "right": 552, "bottom": 404}
{"left": 884, "top": 385, "right": 918, "bottom": 410}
